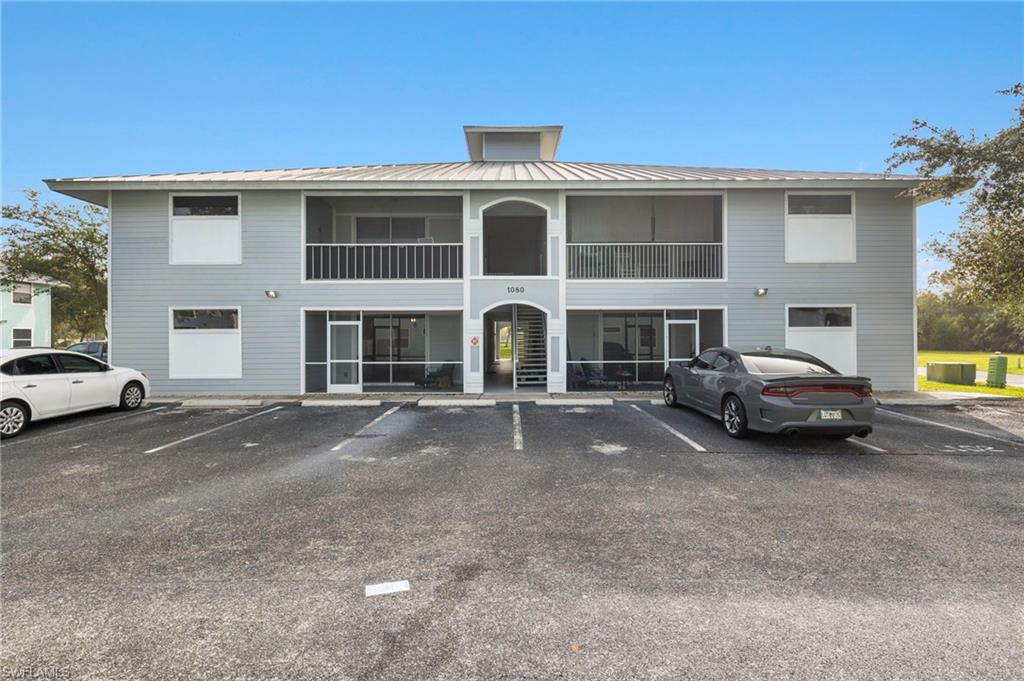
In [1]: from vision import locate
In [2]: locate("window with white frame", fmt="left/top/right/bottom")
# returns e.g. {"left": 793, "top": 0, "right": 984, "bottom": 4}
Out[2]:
{"left": 785, "top": 193, "right": 855, "bottom": 263}
{"left": 11, "top": 328, "right": 32, "bottom": 348}
{"left": 11, "top": 283, "right": 32, "bottom": 305}
{"left": 785, "top": 305, "right": 857, "bottom": 375}
{"left": 169, "top": 307, "right": 242, "bottom": 379}
{"left": 170, "top": 195, "right": 241, "bottom": 264}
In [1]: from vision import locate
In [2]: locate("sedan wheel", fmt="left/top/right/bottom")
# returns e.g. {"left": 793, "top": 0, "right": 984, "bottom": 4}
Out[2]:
{"left": 721, "top": 395, "right": 749, "bottom": 439}
{"left": 663, "top": 377, "right": 678, "bottom": 407}
{"left": 0, "top": 402, "right": 28, "bottom": 438}
{"left": 120, "top": 382, "right": 144, "bottom": 411}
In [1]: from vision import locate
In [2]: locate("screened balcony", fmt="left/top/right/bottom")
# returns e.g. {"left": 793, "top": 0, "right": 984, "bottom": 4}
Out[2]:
{"left": 305, "top": 196, "right": 463, "bottom": 280}
{"left": 566, "top": 195, "right": 724, "bottom": 279}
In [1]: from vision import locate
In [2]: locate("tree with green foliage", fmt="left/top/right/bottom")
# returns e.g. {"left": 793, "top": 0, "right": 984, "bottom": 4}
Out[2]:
{"left": 2, "top": 189, "right": 108, "bottom": 343}
{"left": 918, "top": 290, "right": 1024, "bottom": 352}
{"left": 887, "top": 84, "right": 1024, "bottom": 321}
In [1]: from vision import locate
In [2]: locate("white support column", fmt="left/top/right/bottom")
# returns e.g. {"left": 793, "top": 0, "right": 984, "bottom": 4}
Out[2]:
{"left": 462, "top": 191, "right": 484, "bottom": 393}
{"left": 548, "top": 189, "right": 568, "bottom": 393}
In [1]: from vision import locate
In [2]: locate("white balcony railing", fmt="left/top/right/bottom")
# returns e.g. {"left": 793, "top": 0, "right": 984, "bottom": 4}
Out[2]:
{"left": 306, "top": 243, "right": 463, "bottom": 280}
{"left": 567, "top": 242, "right": 723, "bottom": 279}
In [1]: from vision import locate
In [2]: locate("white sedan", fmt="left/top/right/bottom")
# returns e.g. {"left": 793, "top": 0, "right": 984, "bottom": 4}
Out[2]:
{"left": 0, "top": 349, "right": 150, "bottom": 438}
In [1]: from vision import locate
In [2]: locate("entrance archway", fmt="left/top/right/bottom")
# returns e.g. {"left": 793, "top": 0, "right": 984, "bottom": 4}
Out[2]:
{"left": 482, "top": 303, "right": 548, "bottom": 393}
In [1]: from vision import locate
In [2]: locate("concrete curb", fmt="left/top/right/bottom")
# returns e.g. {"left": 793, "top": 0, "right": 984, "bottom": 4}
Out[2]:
{"left": 877, "top": 398, "right": 955, "bottom": 407}
{"left": 418, "top": 399, "right": 496, "bottom": 407}
{"left": 180, "top": 399, "right": 264, "bottom": 408}
{"left": 535, "top": 398, "right": 614, "bottom": 406}
{"left": 301, "top": 399, "right": 382, "bottom": 407}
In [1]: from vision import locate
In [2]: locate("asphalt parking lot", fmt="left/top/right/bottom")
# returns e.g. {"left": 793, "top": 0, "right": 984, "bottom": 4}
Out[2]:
{"left": 2, "top": 398, "right": 1023, "bottom": 679}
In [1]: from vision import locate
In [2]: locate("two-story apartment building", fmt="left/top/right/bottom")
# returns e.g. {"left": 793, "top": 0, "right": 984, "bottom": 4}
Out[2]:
{"left": 46, "top": 125, "right": 921, "bottom": 395}
{"left": 1, "top": 270, "right": 56, "bottom": 351}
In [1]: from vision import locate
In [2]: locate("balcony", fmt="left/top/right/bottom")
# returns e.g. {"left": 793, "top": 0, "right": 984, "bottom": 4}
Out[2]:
{"left": 566, "top": 242, "right": 723, "bottom": 280}
{"left": 306, "top": 243, "right": 463, "bottom": 280}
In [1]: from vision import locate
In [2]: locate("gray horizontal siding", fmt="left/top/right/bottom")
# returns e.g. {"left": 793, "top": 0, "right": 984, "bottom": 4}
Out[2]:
{"left": 567, "top": 189, "right": 915, "bottom": 390}
{"left": 110, "top": 190, "right": 461, "bottom": 395}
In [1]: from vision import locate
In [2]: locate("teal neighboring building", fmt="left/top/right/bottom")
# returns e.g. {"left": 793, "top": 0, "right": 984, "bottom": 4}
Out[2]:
{"left": 1, "top": 270, "right": 56, "bottom": 350}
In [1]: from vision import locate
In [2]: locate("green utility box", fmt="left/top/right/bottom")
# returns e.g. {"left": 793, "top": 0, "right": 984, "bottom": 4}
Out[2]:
{"left": 986, "top": 354, "right": 1008, "bottom": 388}
{"left": 926, "top": 362, "right": 976, "bottom": 385}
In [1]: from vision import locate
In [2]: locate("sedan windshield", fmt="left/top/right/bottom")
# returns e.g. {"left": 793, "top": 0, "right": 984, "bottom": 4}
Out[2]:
{"left": 741, "top": 354, "right": 835, "bottom": 375}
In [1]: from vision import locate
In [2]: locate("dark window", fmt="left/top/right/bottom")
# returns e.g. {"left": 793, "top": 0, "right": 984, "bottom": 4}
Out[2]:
{"left": 390, "top": 217, "right": 426, "bottom": 243}
{"left": 0, "top": 361, "right": 13, "bottom": 376}
{"left": 12, "top": 354, "right": 59, "bottom": 375}
{"left": 741, "top": 354, "right": 835, "bottom": 375}
{"left": 788, "top": 195, "right": 852, "bottom": 215}
{"left": 712, "top": 354, "right": 733, "bottom": 371}
{"left": 173, "top": 309, "right": 239, "bottom": 330}
{"left": 87, "top": 343, "right": 101, "bottom": 354}
{"left": 11, "top": 329, "right": 32, "bottom": 348}
{"left": 11, "top": 283, "right": 33, "bottom": 305}
{"left": 173, "top": 195, "right": 238, "bottom": 217}
{"left": 788, "top": 307, "right": 853, "bottom": 327}
{"left": 66, "top": 342, "right": 88, "bottom": 353}
{"left": 57, "top": 354, "right": 104, "bottom": 373}
{"left": 693, "top": 350, "right": 718, "bottom": 370}
{"left": 356, "top": 217, "right": 390, "bottom": 243}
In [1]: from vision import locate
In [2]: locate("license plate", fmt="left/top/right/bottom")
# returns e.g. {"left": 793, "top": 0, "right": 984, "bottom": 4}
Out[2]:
{"left": 820, "top": 409, "right": 843, "bottom": 420}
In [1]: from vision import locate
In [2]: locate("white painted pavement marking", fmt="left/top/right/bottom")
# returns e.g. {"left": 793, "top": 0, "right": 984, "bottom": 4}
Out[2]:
{"left": 630, "top": 404, "right": 707, "bottom": 452}
{"left": 143, "top": 406, "right": 284, "bottom": 454}
{"left": 845, "top": 438, "right": 888, "bottom": 453}
{"left": 512, "top": 403, "right": 524, "bottom": 450}
{"left": 4, "top": 406, "right": 169, "bottom": 447}
{"left": 877, "top": 408, "right": 1024, "bottom": 447}
{"left": 535, "top": 398, "right": 613, "bottom": 406}
{"left": 331, "top": 405, "right": 402, "bottom": 452}
{"left": 418, "top": 399, "right": 495, "bottom": 407}
{"left": 365, "top": 580, "right": 410, "bottom": 597}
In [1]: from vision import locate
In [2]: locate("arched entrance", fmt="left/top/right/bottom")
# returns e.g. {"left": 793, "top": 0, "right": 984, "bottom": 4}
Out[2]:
{"left": 482, "top": 303, "right": 548, "bottom": 393}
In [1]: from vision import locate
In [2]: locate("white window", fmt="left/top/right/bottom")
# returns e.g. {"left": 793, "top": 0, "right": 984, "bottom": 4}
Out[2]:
{"left": 170, "top": 194, "right": 241, "bottom": 264}
{"left": 784, "top": 192, "right": 855, "bottom": 263}
{"left": 169, "top": 307, "right": 242, "bottom": 379}
{"left": 11, "top": 283, "right": 32, "bottom": 305}
{"left": 11, "top": 328, "right": 32, "bottom": 348}
{"left": 785, "top": 305, "right": 857, "bottom": 375}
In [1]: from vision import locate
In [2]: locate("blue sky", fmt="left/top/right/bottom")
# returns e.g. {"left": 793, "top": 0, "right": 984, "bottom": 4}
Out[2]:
{"left": 3, "top": 2, "right": 1021, "bottom": 288}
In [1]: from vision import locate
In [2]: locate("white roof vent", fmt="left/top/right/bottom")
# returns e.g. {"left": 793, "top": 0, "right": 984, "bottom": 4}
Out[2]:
{"left": 464, "top": 125, "right": 562, "bottom": 162}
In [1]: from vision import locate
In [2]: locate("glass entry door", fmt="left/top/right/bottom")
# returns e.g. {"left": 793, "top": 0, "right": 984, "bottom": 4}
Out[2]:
{"left": 665, "top": 319, "right": 698, "bottom": 370}
{"left": 328, "top": 321, "right": 361, "bottom": 393}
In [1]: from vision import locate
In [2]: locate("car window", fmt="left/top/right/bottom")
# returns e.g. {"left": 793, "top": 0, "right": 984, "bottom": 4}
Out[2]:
{"left": 87, "top": 343, "right": 101, "bottom": 353}
{"left": 712, "top": 354, "right": 734, "bottom": 371}
{"left": 57, "top": 354, "right": 105, "bottom": 373}
{"left": 740, "top": 354, "right": 835, "bottom": 375}
{"left": 0, "top": 360, "right": 14, "bottom": 376}
{"left": 692, "top": 350, "right": 718, "bottom": 370}
{"left": 13, "top": 355, "right": 60, "bottom": 375}
{"left": 66, "top": 343, "right": 87, "bottom": 353}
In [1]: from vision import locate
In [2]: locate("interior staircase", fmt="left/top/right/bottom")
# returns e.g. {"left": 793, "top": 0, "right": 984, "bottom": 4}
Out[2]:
{"left": 514, "top": 305, "right": 547, "bottom": 388}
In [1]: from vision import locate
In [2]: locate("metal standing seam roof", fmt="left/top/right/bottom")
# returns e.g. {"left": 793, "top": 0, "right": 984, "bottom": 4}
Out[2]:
{"left": 45, "top": 161, "right": 918, "bottom": 184}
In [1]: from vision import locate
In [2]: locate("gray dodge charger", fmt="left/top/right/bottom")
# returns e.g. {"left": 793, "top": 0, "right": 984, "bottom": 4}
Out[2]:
{"left": 663, "top": 346, "right": 875, "bottom": 439}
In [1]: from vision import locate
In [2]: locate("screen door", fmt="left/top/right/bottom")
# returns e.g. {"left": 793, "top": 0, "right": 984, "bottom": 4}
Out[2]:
{"left": 328, "top": 320, "right": 361, "bottom": 393}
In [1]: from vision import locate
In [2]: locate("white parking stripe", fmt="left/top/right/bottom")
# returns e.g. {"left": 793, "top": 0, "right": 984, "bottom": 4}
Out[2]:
{"left": 365, "top": 580, "right": 409, "bottom": 597}
{"left": 4, "top": 406, "right": 169, "bottom": 447}
{"left": 512, "top": 404, "right": 523, "bottom": 450}
{"left": 630, "top": 404, "right": 707, "bottom": 452}
{"left": 878, "top": 408, "right": 1024, "bottom": 446}
{"left": 846, "top": 438, "right": 888, "bottom": 453}
{"left": 331, "top": 405, "right": 402, "bottom": 452}
{"left": 143, "top": 406, "right": 284, "bottom": 454}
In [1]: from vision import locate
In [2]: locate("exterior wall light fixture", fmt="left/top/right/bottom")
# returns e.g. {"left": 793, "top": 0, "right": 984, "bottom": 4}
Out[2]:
{"left": 265, "top": 290, "right": 279, "bottom": 299}
{"left": 755, "top": 288, "right": 768, "bottom": 297}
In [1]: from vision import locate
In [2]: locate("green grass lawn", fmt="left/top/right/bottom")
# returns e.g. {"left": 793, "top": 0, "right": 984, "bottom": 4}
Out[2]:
{"left": 499, "top": 344, "right": 513, "bottom": 360}
{"left": 918, "top": 376, "right": 1024, "bottom": 399}
{"left": 918, "top": 350, "right": 1024, "bottom": 376}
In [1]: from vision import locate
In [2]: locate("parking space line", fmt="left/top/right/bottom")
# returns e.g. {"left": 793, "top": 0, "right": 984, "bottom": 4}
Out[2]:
{"left": 365, "top": 580, "right": 409, "bottom": 597}
{"left": 330, "top": 405, "right": 402, "bottom": 452}
{"left": 878, "top": 408, "right": 1024, "bottom": 446}
{"left": 143, "top": 406, "right": 284, "bottom": 454}
{"left": 845, "top": 438, "right": 888, "bottom": 453}
{"left": 512, "top": 404, "right": 523, "bottom": 450}
{"left": 630, "top": 404, "right": 707, "bottom": 452}
{"left": 4, "top": 406, "right": 169, "bottom": 447}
